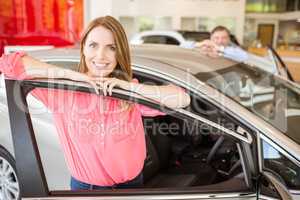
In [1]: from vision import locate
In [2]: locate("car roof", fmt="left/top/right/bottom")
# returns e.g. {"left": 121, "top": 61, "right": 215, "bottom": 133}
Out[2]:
{"left": 132, "top": 44, "right": 236, "bottom": 73}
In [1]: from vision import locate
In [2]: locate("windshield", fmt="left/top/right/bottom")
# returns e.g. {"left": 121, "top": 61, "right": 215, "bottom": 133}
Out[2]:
{"left": 195, "top": 63, "right": 300, "bottom": 145}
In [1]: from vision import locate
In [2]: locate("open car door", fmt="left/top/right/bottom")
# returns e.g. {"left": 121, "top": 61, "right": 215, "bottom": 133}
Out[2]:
{"left": 5, "top": 78, "right": 258, "bottom": 199}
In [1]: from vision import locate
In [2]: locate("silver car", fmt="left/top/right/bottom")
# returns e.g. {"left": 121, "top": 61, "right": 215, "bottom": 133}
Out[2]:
{"left": 130, "top": 30, "right": 195, "bottom": 48}
{"left": 0, "top": 45, "right": 299, "bottom": 200}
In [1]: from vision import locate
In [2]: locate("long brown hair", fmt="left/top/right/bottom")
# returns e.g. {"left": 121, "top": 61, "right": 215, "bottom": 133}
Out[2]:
{"left": 79, "top": 16, "right": 132, "bottom": 82}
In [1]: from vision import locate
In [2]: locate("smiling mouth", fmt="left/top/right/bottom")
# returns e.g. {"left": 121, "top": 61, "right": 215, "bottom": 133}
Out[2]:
{"left": 93, "top": 61, "right": 109, "bottom": 70}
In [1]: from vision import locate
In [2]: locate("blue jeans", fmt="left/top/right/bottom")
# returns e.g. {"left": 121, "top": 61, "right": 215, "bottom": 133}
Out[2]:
{"left": 70, "top": 173, "right": 143, "bottom": 190}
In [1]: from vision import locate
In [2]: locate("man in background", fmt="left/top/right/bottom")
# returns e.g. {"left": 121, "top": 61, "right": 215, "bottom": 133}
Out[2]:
{"left": 210, "top": 26, "right": 232, "bottom": 47}
{"left": 197, "top": 26, "right": 278, "bottom": 75}
{"left": 197, "top": 26, "right": 248, "bottom": 62}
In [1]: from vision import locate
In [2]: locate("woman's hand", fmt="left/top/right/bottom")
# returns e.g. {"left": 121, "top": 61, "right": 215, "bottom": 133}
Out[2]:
{"left": 91, "top": 77, "right": 130, "bottom": 96}
{"left": 63, "top": 71, "right": 131, "bottom": 96}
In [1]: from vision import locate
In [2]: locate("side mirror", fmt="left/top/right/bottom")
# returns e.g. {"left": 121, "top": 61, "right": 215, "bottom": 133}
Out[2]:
{"left": 259, "top": 171, "right": 292, "bottom": 200}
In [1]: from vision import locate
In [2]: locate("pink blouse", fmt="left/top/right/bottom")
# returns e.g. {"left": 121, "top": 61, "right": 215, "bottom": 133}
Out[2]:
{"left": 0, "top": 52, "right": 164, "bottom": 186}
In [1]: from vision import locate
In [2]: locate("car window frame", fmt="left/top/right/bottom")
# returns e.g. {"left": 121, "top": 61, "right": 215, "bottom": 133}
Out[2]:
{"left": 5, "top": 78, "right": 258, "bottom": 199}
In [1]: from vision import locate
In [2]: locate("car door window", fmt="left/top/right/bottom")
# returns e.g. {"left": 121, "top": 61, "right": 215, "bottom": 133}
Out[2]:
{"left": 262, "top": 139, "right": 300, "bottom": 190}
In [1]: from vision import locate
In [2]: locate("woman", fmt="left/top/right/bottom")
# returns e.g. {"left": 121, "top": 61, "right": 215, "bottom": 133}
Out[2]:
{"left": 0, "top": 16, "right": 190, "bottom": 190}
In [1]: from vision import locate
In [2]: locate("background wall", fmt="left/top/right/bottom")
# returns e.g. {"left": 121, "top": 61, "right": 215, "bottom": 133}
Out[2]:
{"left": 84, "top": 0, "right": 246, "bottom": 44}
{"left": 278, "top": 20, "right": 300, "bottom": 48}
{"left": 245, "top": 11, "right": 300, "bottom": 48}
{"left": 244, "top": 13, "right": 280, "bottom": 47}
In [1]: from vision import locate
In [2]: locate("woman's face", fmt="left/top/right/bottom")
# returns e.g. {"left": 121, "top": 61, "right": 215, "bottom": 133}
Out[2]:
{"left": 83, "top": 26, "right": 117, "bottom": 77}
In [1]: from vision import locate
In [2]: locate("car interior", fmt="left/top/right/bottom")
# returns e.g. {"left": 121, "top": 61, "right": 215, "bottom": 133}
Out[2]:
{"left": 142, "top": 114, "right": 244, "bottom": 188}
{"left": 135, "top": 71, "right": 249, "bottom": 190}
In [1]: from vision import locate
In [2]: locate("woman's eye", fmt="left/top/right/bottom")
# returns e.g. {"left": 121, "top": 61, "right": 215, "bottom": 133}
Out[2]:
{"left": 109, "top": 46, "right": 116, "bottom": 51}
{"left": 89, "top": 43, "right": 97, "bottom": 48}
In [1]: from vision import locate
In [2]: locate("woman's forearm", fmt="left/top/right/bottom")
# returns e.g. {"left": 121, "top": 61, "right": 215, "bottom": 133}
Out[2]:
{"left": 122, "top": 82, "right": 191, "bottom": 109}
{"left": 22, "top": 55, "right": 72, "bottom": 79}
{"left": 22, "top": 55, "right": 91, "bottom": 82}
{"left": 22, "top": 55, "right": 99, "bottom": 93}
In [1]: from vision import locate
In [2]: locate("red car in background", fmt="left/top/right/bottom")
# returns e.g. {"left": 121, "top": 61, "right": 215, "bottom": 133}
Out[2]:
{"left": 0, "top": 0, "right": 83, "bottom": 54}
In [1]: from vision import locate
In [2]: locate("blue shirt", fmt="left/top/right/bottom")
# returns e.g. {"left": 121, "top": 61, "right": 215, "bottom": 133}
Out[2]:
{"left": 221, "top": 46, "right": 249, "bottom": 62}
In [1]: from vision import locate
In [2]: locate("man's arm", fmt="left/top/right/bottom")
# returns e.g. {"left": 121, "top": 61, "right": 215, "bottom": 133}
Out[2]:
{"left": 218, "top": 46, "right": 249, "bottom": 62}
{"left": 196, "top": 40, "right": 249, "bottom": 62}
